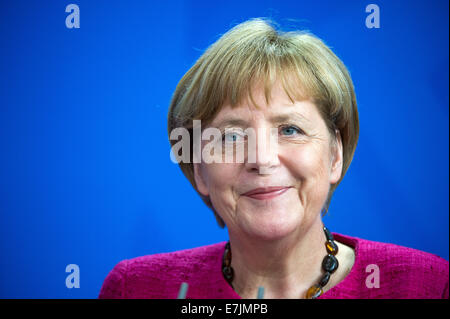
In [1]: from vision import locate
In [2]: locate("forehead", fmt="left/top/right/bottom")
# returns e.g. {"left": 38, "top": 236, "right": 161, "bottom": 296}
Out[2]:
{"left": 210, "top": 85, "right": 323, "bottom": 128}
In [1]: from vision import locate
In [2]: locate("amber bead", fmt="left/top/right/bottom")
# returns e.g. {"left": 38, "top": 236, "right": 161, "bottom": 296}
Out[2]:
{"left": 322, "top": 254, "right": 339, "bottom": 273}
{"left": 223, "top": 242, "right": 232, "bottom": 267}
{"left": 306, "top": 284, "right": 323, "bottom": 299}
{"left": 325, "top": 240, "right": 339, "bottom": 255}
{"left": 223, "top": 250, "right": 231, "bottom": 267}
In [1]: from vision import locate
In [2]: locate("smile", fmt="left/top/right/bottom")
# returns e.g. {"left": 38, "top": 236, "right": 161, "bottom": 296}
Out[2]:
{"left": 242, "top": 187, "right": 291, "bottom": 200}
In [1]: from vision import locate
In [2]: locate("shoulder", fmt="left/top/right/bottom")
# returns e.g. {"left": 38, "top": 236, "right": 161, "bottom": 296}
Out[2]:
{"left": 356, "top": 235, "right": 448, "bottom": 275}
{"left": 98, "top": 242, "right": 227, "bottom": 299}
{"left": 126, "top": 241, "right": 226, "bottom": 271}
{"left": 334, "top": 233, "right": 449, "bottom": 298}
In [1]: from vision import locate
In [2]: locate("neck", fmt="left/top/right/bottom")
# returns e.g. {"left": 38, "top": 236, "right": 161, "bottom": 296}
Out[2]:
{"left": 228, "top": 216, "right": 327, "bottom": 299}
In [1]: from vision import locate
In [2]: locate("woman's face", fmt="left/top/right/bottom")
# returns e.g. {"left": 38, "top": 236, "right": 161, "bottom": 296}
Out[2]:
{"left": 194, "top": 83, "right": 343, "bottom": 241}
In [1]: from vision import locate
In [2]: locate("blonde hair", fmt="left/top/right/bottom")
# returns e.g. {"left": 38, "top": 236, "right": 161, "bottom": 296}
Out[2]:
{"left": 168, "top": 18, "right": 359, "bottom": 228}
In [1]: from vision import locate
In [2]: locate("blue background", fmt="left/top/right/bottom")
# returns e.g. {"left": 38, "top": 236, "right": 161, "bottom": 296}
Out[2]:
{"left": 0, "top": 0, "right": 448, "bottom": 298}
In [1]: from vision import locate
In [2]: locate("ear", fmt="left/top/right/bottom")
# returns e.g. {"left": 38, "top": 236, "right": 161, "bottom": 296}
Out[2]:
{"left": 193, "top": 163, "right": 209, "bottom": 196}
{"left": 329, "top": 130, "right": 343, "bottom": 184}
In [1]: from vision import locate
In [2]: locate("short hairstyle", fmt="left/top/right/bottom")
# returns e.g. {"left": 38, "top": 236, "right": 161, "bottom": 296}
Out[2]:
{"left": 168, "top": 18, "right": 359, "bottom": 228}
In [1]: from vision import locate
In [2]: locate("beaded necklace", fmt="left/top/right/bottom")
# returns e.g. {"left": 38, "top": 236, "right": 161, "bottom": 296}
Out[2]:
{"left": 222, "top": 226, "right": 339, "bottom": 299}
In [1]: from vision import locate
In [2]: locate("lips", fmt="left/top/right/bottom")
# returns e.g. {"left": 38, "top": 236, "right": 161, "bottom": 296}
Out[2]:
{"left": 242, "top": 186, "right": 291, "bottom": 200}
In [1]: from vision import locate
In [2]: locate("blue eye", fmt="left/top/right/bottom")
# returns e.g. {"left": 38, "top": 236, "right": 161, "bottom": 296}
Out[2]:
{"left": 223, "top": 131, "right": 244, "bottom": 143}
{"left": 280, "top": 126, "right": 301, "bottom": 136}
{"left": 226, "top": 134, "right": 237, "bottom": 142}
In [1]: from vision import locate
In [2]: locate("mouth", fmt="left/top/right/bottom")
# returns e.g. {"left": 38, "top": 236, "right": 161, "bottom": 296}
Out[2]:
{"left": 242, "top": 186, "right": 292, "bottom": 200}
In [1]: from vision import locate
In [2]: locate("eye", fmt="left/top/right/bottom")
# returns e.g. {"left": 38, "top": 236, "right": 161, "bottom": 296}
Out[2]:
{"left": 223, "top": 130, "right": 245, "bottom": 143}
{"left": 280, "top": 125, "right": 302, "bottom": 136}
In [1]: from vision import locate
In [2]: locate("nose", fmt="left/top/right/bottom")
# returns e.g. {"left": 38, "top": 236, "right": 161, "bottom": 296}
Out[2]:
{"left": 245, "top": 127, "right": 280, "bottom": 175}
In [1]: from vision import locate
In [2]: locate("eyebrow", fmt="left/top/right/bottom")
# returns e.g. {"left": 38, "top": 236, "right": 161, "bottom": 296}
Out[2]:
{"left": 212, "top": 118, "right": 249, "bottom": 130}
{"left": 269, "top": 113, "right": 309, "bottom": 124}
{"left": 212, "top": 112, "right": 309, "bottom": 129}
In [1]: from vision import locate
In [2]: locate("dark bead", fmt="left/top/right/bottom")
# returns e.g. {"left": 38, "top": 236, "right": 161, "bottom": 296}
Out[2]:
{"left": 222, "top": 266, "right": 234, "bottom": 282}
{"left": 306, "top": 284, "right": 323, "bottom": 299}
{"left": 325, "top": 240, "right": 339, "bottom": 255}
{"left": 322, "top": 254, "right": 339, "bottom": 273}
{"left": 323, "top": 226, "right": 334, "bottom": 241}
{"left": 319, "top": 272, "right": 331, "bottom": 287}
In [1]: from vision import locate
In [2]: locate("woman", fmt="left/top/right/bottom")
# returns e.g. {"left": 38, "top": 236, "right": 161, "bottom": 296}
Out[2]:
{"left": 99, "top": 18, "right": 448, "bottom": 299}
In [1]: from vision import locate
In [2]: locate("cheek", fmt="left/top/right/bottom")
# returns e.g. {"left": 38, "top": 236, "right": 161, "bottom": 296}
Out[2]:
{"left": 202, "top": 163, "right": 241, "bottom": 222}
{"left": 202, "top": 163, "right": 240, "bottom": 199}
{"left": 282, "top": 144, "right": 331, "bottom": 184}
{"left": 204, "top": 163, "right": 238, "bottom": 184}
{"left": 281, "top": 145, "right": 331, "bottom": 216}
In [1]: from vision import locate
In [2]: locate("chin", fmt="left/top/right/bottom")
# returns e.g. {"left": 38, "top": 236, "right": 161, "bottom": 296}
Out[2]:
{"left": 240, "top": 210, "right": 303, "bottom": 241}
